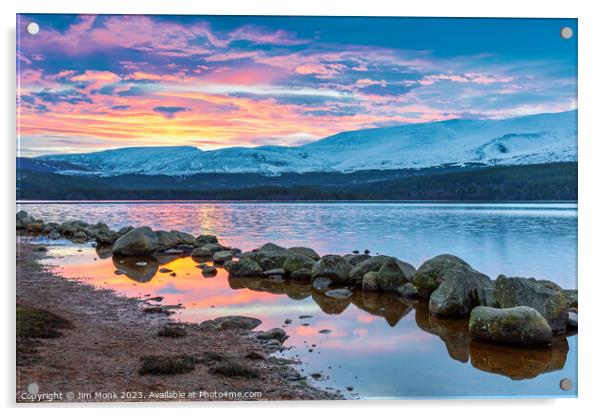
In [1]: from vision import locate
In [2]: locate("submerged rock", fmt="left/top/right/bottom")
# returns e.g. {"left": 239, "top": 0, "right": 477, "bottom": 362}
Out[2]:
{"left": 311, "top": 255, "right": 352, "bottom": 284}
{"left": 312, "top": 277, "right": 333, "bottom": 292}
{"left": 469, "top": 305, "right": 552, "bottom": 346}
{"left": 413, "top": 254, "right": 470, "bottom": 298}
{"left": 492, "top": 276, "right": 568, "bottom": 333}
{"left": 428, "top": 265, "right": 493, "bottom": 317}
{"left": 112, "top": 226, "right": 159, "bottom": 256}
{"left": 396, "top": 282, "right": 419, "bottom": 298}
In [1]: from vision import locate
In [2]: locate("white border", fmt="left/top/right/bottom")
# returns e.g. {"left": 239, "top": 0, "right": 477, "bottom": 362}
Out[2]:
{"left": 2, "top": 1, "right": 601, "bottom": 415}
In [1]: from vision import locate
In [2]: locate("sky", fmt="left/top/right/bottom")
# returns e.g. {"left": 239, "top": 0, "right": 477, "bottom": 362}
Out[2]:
{"left": 17, "top": 14, "right": 577, "bottom": 156}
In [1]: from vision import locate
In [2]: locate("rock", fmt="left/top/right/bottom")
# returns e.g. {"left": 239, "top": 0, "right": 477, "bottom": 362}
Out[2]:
{"left": 213, "top": 250, "right": 234, "bottom": 264}
{"left": 263, "top": 268, "right": 285, "bottom": 276}
{"left": 493, "top": 276, "right": 568, "bottom": 333}
{"left": 325, "top": 288, "right": 353, "bottom": 299}
{"left": 202, "top": 316, "right": 262, "bottom": 331}
{"left": 283, "top": 253, "right": 316, "bottom": 274}
{"left": 155, "top": 230, "right": 179, "bottom": 250}
{"left": 176, "top": 244, "right": 195, "bottom": 253}
{"left": 256, "top": 328, "right": 287, "bottom": 342}
{"left": 190, "top": 246, "right": 211, "bottom": 258}
{"left": 259, "top": 242, "right": 287, "bottom": 253}
{"left": 170, "top": 230, "right": 196, "bottom": 246}
{"left": 95, "top": 228, "right": 118, "bottom": 244}
{"left": 112, "top": 226, "right": 159, "bottom": 256}
{"left": 162, "top": 248, "right": 184, "bottom": 255}
{"left": 343, "top": 253, "right": 371, "bottom": 266}
{"left": 195, "top": 234, "right": 219, "bottom": 246}
{"left": 413, "top": 254, "right": 470, "bottom": 298}
{"left": 16, "top": 210, "right": 31, "bottom": 229}
{"left": 429, "top": 265, "right": 493, "bottom": 316}
{"left": 396, "top": 282, "right": 419, "bottom": 298}
{"left": 349, "top": 255, "right": 416, "bottom": 286}
{"left": 290, "top": 268, "right": 312, "bottom": 280}
{"left": 288, "top": 247, "right": 320, "bottom": 261}
{"left": 224, "top": 258, "right": 263, "bottom": 277}
{"left": 72, "top": 230, "right": 88, "bottom": 242}
{"left": 312, "top": 277, "right": 333, "bottom": 292}
{"left": 311, "top": 255, "right": 352, "bottom": 284}
{"left": 318, "top": 329, "right": 332, "bottom": 334}
{"left": 284, "top": 319, "right": 293, "bottom": 324}
{"left": 159, "top": 268, "right": 172, "bottom": 273}
{"left": 567, "top": 308, "right": 578, "bottom": 329}
{"left": 362, "top": 271, "right": 380, "bottom": 291}
{"left": 469, "top": 306, "right": 553, "bottom": 346}
{"left": 200, "top": 243, "right": 225, "bottom": 255}
{"left": 377, "top": 258, "right": 412, "bottom": 291}
{"left": 117, "top": 226, "right": 133, "bottom": 236}
{"left": 563, "top": 289, "right": 578, "bottom": 308}
{"left": 202, "top": 266, "right": 217, "bottom": 276}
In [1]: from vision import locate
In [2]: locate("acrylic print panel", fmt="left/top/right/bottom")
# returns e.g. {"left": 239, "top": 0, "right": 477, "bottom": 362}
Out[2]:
{"left": 16, "top": 14, "right": 577, "bottom": 402}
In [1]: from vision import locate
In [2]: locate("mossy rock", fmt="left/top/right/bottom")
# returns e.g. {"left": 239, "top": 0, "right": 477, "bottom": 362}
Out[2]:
{"left": 139, "top": 355, "right": 201, "bottom": 375}
{"left": 469, "top": 306, "right": 552, "bottom": 346}
{"left": 283, "top": 253, "right": 316, "bottom": 274}
{"left": 413, "top": 254, "right": 470, "bottom": 298}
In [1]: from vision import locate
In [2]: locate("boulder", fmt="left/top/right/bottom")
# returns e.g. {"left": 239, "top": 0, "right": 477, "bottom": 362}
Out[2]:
{"left": 377, "top": 258, "right": 412, "bottom": 291}
{"left": 288, "top": 247, "right": 320, "bottom": 261}
{"left": 428, "top": 265, "right": 493, "bottom": 317}
{"left": 349, "top": 255, "right": 416, "bottom": 286}
{"left": 413, "top": 254, "right": 470, "bottom": 298}
{"left": 469, "top": 306, "right": 552, "bottom": 346}
{"left": 95, "top": 228, "right": 119, "bottom": 245}
{"left": 362, "top": 271, "right": 380, "bottom": 291}
{"left": 170, "top": 230, "right": 196, "bottom": 246}
{"left": 224, "top": 258, "right": 263, "bottom": 277}
{"left": 343, "top": 253, "right": 371, "bottom": 266}
{"left": 155, "top": 230, "right": 179, "bottom": 250}
{"left": 396, "top": 282, "right": 419, "bottom": 298}
{"left": 563, "top": 289, "right": 578, "bottom": 308}
{"left": 311, "top": 255, "right": 352, "bottom": 284}
{"left": 283, "top": 253, "right": 316, "bottom": 274}
{"left": 16, "top": 210, "right": 31, "bottom": 229}
{"left": 195, "top": 234, "right": 219, "bottom": 246}
{"left": 256, "top": 328, "right": 287, "bottom": 342}
{"left": 290, "top": 268, "right": 312, "bottom": 280}
{"left": 493, "top": 276, "right": 568, "bottom": 333}
{"left": 117, "top": 226, "right": 133, "bottom": 236}
{"left": 213, "top": 250, "right": 234, "bottom": 264}
{"left": 112, "top": 226, "right": 159, "bottom": 256}
{"left": 190, "top": 246, "right": 212, "bottom": 258}
{"left": 312, "top": 277, "right": 333, "bottom": 292}
{"left": 202, "top": 316, "right": 262, "bottom": 331}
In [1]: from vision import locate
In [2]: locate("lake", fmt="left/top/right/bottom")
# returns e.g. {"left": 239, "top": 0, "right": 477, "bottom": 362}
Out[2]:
{"left": 20, "top": 202, "right": 578, "bottom": 398}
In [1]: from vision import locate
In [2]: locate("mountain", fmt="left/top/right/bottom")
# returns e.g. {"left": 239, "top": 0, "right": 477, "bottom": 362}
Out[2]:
{"left": 35, "top": 110, "right": 577, "bottom": 177}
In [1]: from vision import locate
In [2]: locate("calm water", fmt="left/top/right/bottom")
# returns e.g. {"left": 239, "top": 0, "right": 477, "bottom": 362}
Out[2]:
{"left": 21, "top": 202, "right": 578, "bottom": 398}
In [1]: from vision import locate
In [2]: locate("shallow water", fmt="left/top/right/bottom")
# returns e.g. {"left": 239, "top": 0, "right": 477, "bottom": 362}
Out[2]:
{"left": 22, "top": 202, "right": 577, "bottom": 398}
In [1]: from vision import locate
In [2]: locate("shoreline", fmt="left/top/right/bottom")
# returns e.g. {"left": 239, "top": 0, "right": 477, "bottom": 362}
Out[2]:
{"left": 16, "top": 241, "right": 340, "bottom": 402}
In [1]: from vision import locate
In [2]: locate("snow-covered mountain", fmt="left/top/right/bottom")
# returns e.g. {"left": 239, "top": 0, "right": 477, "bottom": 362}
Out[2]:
{"left": 37, "top": 110, "right": 577, "bottom": 176}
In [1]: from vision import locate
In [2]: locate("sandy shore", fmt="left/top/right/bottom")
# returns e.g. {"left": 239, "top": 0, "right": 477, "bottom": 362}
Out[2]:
{"left": 16, "top": 241, "right": 339, "bottom": 402}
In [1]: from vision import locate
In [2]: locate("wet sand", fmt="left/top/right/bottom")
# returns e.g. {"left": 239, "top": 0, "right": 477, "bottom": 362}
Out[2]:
{"left": 16, "top": 241, "right": 339, "bottom": 402}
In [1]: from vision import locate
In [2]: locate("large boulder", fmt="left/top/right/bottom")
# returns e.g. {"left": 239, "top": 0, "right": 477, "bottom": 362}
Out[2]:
{"left": 155, "top": 230, "right": 180, "bottom": 250}
{"left": 170, "top": 230, "right": 196, "bottom": 246}
{"left": 362, "top": 271, "right": 380, "bottom": 291}
{"left": 492, "top": 276, "right": 568, "bottom": 333}
{"left": 349, "top": 256, "right": 416, "bottom": 286}
{"left": 224, "top": 258, "right": 263, "bottom": 277}
{"left": 191, "top": 243, "right": 223, "bottom": 258}
{"left": 283, "top": 253, "right": 316, "bottom": 274}
{"left": 311, "top": 255, "right": 352, "bottom": 284}
{"left": 469, "top": 306, "right": 552, "bottom": 346}
{"left": 213, "top": 250, "right": 234, "bottom": 264}
{"left": 413, "top": 254, "right": 470, "bottom": 298}
{"left": 429, "top": 265, "right": 493, "bottom": 316}
{"left": 112, "top": 226, "right": 159, "bottom": 256}
{"left": 95, "top": 227, "right": 119, "bottom": 245}
{"left": 377, "top": 258, "right": 412, "bottom": 291}
{"left": 288, "top": 247, "right": 320, "bottom": 261}
{"left": 195, "top": 234, "right": 219, "bottom": 246}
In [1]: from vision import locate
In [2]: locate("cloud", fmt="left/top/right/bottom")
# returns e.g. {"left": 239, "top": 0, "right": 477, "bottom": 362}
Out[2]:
{"left": 153, "top": 106, "right": 189, "bottom": 119}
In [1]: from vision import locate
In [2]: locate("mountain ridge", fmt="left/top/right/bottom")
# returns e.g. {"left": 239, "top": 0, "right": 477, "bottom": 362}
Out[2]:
{"left": 34, "top": 110, "right": 577, "bottom": 177}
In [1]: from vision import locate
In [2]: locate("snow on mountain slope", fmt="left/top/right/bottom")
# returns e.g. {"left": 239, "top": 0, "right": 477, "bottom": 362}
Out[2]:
{"left": 38, "top": 110, "right": 577, "bottom": 176}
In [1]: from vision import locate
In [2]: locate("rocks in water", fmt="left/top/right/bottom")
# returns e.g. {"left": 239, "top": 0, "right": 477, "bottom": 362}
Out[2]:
{"left": 288, "top": 246, "right": 320, "bottom": 261}
{"left": 155, "top": 230, "right": 179, "bottom": 250}
{"left": 256, "top": 327, "right": 287, "bottom": 342}
{"left": 362, "top": 271, "right": 380, "bottom": 291}
{"left": 413, "top": 254, "right": 470, "bottom": 298}
{"left": 563, "top": 289, "right": 578, "bottom": 308}
{"left": 283, "top": 253, "right": 316, "bottom": 274}
{"left": 191, "top": 243, "right": 223, "bottom": 258}
{"left": 290, "top": 268, "right": 312, "bottom": 280}
{"left": 213, "top": 250, "right": 234, "bottom": 264}
{"left": 311, "top": 255, "right": 352, "bottom": 284}
{"left": 195, "top": 234, "right": 218, "bottom": 246}
{"left": 201, "top": 266, "right": 217, "bottom": 276}
{"left": 95, "top": 227, "right": 119, "bottom": 244}
{"left": 112, "top": 226, "right": 159, "bottom": 256}
{"left": 469, "top": 306, "right": 552, "bottom": 346}
{"left": 170, "top": 230, "right": 196, "bottom": 246}
{"left": 349, "top": 255, "right": 415, "bottom": 286}
{"left": 376, "top": 258, "right": 412, "bottom": 291}
{"left": 312, "top": 277, "right": 333, "bottom": 292}
{"left": 429, "top": 265, "right": 493, "bottom": 317}
{"left": 492, "top": 276, "right": 568, "bottom": 333}
{"left": 396, "top": 282, "right": 419, "bottom": 298}
{"left": 325, "top": 288, "right": 353, "bottom": 299}
{"left": 318, "top": 329, "right": 332, "bottom": 334}
{"left": 224, "top": 258, "right": 263, "bottom": 277}
{"left": 201, "top": 316, "right": 262, "bottom": 331}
